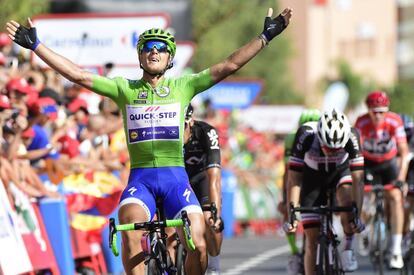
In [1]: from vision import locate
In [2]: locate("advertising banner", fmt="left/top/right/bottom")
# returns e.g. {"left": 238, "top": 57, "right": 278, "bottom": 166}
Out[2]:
{"left": 33, "top": 13, "right": 169, "bottom": 66}
{"left": 238, "top": 105, "right": 304, "bottom": 134}
{"left": 194, "top": 80, "right": 263, "bottom": 110}
{"left": 32, "top": 14, "right": 194, "bottom": 78}
{"left": 0, "top": 182, "right": 32, "bottom": 275}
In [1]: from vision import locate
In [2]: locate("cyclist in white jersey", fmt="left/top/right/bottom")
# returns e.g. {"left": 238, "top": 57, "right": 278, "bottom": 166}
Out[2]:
{"left": 6, "top": 7, "right": 292, "bottom": 275}
{"left": 285, "top": 109, "right": 365, "bottom": 275}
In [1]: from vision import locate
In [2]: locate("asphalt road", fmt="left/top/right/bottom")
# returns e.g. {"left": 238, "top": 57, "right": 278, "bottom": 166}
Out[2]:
{"left": 220, "top": 234, "right": 405, "bottom": 275}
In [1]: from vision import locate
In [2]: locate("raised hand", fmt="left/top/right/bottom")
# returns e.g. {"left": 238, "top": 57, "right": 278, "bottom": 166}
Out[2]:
{"left": 261, "top": 7, "right": 293, "bottom": 43}
{"left": 6, "top": 18, "right": 40, "bottom": 50}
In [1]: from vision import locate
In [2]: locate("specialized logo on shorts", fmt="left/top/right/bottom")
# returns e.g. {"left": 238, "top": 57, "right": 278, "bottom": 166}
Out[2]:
{"left": 183, "top": 188, "right": 191, "bottom": 202}
{"left": 155, "top": 86, "right": 170, "bottom": 98}
{"left": 128, "top": 187, "right": 137, "bottom": 196}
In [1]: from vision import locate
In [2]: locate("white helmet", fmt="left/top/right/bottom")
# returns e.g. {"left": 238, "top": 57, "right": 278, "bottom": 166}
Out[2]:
{"left": 317, "top": 109, "right": 351, "bottom": 149}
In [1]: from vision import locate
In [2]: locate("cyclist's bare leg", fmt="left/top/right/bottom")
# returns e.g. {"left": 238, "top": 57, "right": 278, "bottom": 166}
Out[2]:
{"left": 336, "top": 184, "right": 353, "bottom": 234}
{"left": 165, "top": 227, "right": 178, "bottom": 264}
{"left": 203, "top": 210, "right": 223, "bottom": 256}
{"left": 386, "top": 188, "right": 404, "bottom": 255}
{"left": 118, "top": 203, "right": 149, "bottom": 275}
{"left": 386, "top": 189, "right": 404, "bottom": 234}
{"left": 177, "top": 212, "right": 207, "bottom": 275}
{"left": 304, "top": 227, "right": 319, "bottom": 275}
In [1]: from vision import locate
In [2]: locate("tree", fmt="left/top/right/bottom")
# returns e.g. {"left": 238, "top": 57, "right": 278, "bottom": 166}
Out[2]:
{"left": 388, "top": 82, "right": 414, "bottom": 114}
{"left": 335, "top": 60, "right": 376, "bottom": 110}
{"left": 0, "top": 0, "right": 49, "bottom": 30}
{"left": 191, "top": 0, "right": 301, "bottom": 104}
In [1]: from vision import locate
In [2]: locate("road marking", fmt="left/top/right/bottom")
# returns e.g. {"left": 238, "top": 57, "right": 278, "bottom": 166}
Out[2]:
{"left": 222, "top": 244, "right": 290, "bottom": 275}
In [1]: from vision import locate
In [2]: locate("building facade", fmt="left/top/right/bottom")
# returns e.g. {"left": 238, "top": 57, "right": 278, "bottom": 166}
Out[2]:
{"left": 280, "top": 0, "right": 397, "bottom": 105}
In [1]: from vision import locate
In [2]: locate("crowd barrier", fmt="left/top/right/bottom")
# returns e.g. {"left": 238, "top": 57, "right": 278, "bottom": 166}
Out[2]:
{"left": 0, "top": 168, "right": 281, "bottom": 274}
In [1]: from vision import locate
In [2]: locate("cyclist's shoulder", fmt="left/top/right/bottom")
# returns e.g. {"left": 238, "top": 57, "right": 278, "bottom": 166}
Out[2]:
{"left": 194, "top": 120, "right": 216, "bottom": 131}
{"left": 297, "top": 121, "right": 317, "bottom": 135}
{"left": 193, "top": 120, "right": 219, "bottom": 142}
{"left": 385, "top": 111, "right": 404, "bottom": 123}
{"left": 292, "top": 123, "right": 317, "bottom": 145}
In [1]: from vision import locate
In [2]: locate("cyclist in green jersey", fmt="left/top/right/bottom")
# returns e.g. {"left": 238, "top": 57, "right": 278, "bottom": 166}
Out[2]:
{"left": 278, "top": 109, "right": 320, "bottom": 275}
{"left": 6, "top": 7, "right": 292, "bottom": 275}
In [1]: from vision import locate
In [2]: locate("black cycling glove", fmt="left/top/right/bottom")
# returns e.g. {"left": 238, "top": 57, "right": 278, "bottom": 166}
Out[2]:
{"left": 261, "top": 13, "right": 288, "bottom": 44}
{"left": 14, "top": 24, "right": 40, "bottom": 51}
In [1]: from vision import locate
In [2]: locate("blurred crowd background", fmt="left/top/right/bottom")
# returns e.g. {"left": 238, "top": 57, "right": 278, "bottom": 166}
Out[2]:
{"left": 1, "top": 0, "right": 414, "bottom": 274}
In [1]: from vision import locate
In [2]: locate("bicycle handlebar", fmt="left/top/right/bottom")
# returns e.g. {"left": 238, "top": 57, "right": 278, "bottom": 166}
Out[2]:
{"left": 202, "top": 202, "right": 217, "bottom": 223}
{"left": 202, "top": 202, "right": 224, "bottom": 232}
{"left": 288, "top": 202, "right": 357, "bottom": 227}
{"left": 109, "top": 210, "right": 196, "bottom": 257}
{"left": 364, "top": 183, "right": 395, "bottom": 192}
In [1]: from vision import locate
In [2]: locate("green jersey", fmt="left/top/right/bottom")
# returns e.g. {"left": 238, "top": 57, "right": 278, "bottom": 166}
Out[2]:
{"left": 92, "top": 69, "right": 214, "bottom": 168}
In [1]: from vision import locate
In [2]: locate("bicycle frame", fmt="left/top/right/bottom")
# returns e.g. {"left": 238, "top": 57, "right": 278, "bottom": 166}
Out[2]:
{"left": 364, "top": 183, "right": 392, "bottom": 275}
{"left": 108, "top": 210, "right": 195, "bottom": 274}
{"left": 290, "top": 189, "right": 355, "bottom": 275}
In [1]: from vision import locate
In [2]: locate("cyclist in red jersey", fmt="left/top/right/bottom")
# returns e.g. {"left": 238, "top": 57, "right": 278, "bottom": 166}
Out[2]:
{"left": 355, "top": 91, "right": 409, "bottom": 269}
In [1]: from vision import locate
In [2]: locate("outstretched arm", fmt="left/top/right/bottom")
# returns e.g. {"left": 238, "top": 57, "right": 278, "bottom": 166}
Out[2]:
{"left": 6, "top": 18, "right": 94, "bottom": 90}
{"left": 210, "top": 7, "right": 293, "bottom": 83}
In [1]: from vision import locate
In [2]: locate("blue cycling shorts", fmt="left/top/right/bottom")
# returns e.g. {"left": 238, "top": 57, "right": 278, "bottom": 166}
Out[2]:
{"left": 119, "top": 167, "right": 202, "bottom": 221}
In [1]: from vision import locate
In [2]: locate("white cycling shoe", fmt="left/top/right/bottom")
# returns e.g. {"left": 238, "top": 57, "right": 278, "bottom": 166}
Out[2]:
{"left": 341, "top": 250, "right": 358, "bottom": 272}
{"left": 389, "top": 253, "right": 404, "bottom": 269}
{"left": 287, "top": 253, "right": 301, "bottom": 275}
{"left": 205, "top": 267, "right": 220, "bottom": 275}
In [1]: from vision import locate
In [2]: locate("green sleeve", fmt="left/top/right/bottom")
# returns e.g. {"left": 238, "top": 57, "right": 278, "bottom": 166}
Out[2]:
{"left": 181, "top": 69, "right": 215, "bottom": 98}
{"left": 91, "top": 75, "right": 121, "bottom": 100}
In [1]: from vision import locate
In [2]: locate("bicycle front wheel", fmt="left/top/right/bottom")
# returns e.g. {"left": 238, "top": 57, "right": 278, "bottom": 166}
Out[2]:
{"left": 370, "top": 213, "right": 385, "bottom": 275}
{"left": 175, "top": 242, "right": 186, "bottom": 275}
{"left": 331, "top": 242, "right": 344, "bottom": 275}
{"left": 146, "top": 258, "right": 162, "bottom": 275}
{"left": 316, "top": 236, "right": 327, "bottom": 275}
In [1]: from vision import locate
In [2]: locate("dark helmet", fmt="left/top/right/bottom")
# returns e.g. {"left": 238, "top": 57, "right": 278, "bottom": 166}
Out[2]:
{"left": 137, "top": 28, "right": 176, "bottom": 57}
{"left": 185, "top": 104, "right": 194, "bottom": 121}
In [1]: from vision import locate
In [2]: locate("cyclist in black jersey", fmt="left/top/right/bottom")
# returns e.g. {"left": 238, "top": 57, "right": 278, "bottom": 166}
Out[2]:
{"left": 183, "top": 104, "right": 223, "bottom": 275}
{"left": 285, "top": 109, "right": 365, "bottom": 275}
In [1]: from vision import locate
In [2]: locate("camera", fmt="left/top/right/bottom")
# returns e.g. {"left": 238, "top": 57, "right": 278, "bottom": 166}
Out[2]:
{"left": 10, "top": 108, "right": 20, "bottom": 120}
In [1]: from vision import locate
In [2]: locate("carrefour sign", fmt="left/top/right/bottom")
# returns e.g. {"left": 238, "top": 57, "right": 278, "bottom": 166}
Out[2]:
{"left": 195, "top": 80, "right": 263, "bottom": 109}
{"left": 32, "top": 13, "right": 169, "bottom": 66}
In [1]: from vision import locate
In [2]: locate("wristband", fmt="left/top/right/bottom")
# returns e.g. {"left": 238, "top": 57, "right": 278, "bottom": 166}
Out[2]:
{"left": 259, "top": 34, "right": 269, "bottom": 46}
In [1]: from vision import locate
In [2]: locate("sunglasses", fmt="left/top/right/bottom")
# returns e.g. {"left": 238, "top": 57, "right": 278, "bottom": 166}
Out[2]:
{"left": 142, "top": 41, "right": 169, "bottom": 53}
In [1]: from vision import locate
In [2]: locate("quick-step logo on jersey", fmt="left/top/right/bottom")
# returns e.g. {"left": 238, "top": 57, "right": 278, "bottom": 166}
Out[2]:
{"left": 126, "top": 103, "right": 180, "bottom": 143}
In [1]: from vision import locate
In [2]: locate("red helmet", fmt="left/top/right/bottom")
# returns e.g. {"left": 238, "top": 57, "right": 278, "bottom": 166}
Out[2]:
{"left": 365, "top": 91, "right": 390, "bottom": 110}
